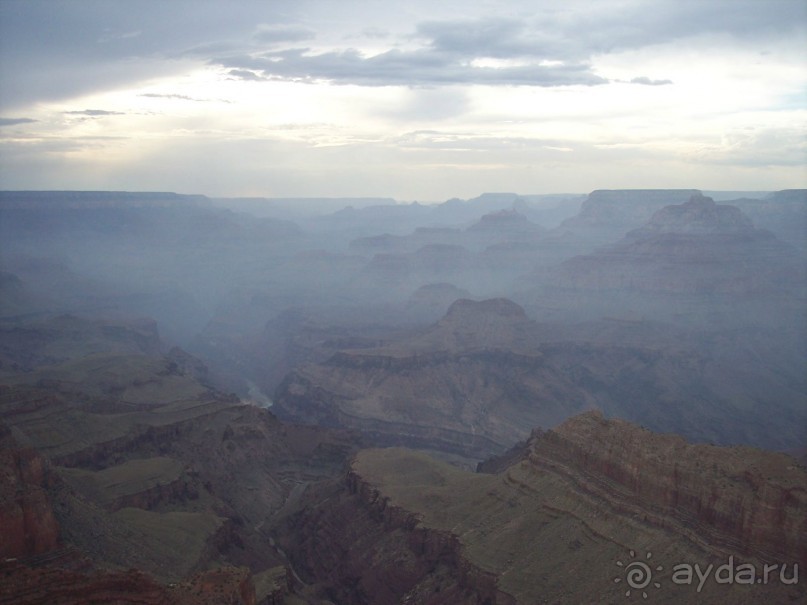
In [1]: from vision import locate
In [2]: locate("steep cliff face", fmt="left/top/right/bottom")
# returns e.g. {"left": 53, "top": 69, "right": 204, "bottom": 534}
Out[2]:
{"left": 560, "top": 189, "right": 701, "bottom": 232}
{"left": 0, "top": 423, "right": 246, "bottom": 605}
{"left": 274, "top": 297, "right": 807, "bottom": 455}
{"left": 548, "top": 195, "right": 804, "bottom": 296}
{"left": 731, "top": 189, "right": 807, "bottom": 250}
{"left": 272, "top": 298, "right": 560, "bottom": 457}
{"left": 279, "top": 414, "right": 806, "bottom": 604}
{"left": 628, "top": 193, "right": 754, "bottom": 235}
{"left": 276, "top": 470, "right": 514, "bottom": 605}
{"left": 529, "top": 411, "right": 807, "bottom": 567}
{"left": 0, "top": 425, "right": 60, "bottom": 559}
{"left": 274, "top": 345, "right": 579, "bottom": 459}
{"left": 0, "top": 317, "right": 364, "bottom": 603}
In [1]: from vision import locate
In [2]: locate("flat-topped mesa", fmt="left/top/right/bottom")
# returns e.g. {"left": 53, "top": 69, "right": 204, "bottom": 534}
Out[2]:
{"left": 629, "top": 193, "right": 757, "bottom": 237}
{"left": 528, "top": 411, "right": 807, "bottom": 567}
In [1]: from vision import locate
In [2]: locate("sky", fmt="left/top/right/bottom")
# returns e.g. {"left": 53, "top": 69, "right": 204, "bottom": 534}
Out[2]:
{"left": 0, "top": 0, "right": 805, "bottom": 201}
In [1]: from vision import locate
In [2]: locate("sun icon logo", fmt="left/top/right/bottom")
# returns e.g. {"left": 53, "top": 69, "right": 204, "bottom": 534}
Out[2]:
{"left": 614, "top": 550, "right": 663, "bottom": 599}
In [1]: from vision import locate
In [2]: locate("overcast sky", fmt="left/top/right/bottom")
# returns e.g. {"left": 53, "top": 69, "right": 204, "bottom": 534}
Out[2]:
{"left": 0, "top": 0, "right": 805, "bottom": 201}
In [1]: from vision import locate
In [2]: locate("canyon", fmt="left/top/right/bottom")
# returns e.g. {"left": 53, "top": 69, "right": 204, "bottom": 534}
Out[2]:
{"left": 273, "top": 296, "right": 806, "bottom": 455}
{"left": 0, "top": 188, "right": 804, "bottom": 603}
{"left": 276, "top": 412, "right": 805, "bottom": 604}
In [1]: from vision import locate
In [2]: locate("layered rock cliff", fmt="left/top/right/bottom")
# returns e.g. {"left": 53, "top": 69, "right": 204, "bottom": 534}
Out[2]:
{"left": 0, "top": 316, "right": 363, "bottom": 604}
{"left": 0, "top": 424, "right": 60, "bottom": 559}
{"left": 547, "top": 194, "right": 804, "bottom": 296}
{"left": 528, "top": 411, "right": 807, "bottom": 567}
{"left": 278, "top": 413, "right": 806, "bottom": 604}
{"left": 558, "top": 189, "right": 701, "bottom": 237}
{"left": 274, "top": 297, "right": 807, "bottom": 455}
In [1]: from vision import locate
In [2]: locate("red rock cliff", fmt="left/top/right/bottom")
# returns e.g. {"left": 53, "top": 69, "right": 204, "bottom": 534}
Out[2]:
{"left": 0, "top": 425, "right": 60, "bottom": 559}
{"left": 528, "top": 411, "right": 807, "bottom": 567}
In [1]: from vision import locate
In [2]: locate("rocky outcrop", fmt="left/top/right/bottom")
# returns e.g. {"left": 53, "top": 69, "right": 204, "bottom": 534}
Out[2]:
{"left": 282, "top": 416, "right": 805, "bottom": 604}
{"left": 528, "top": 411, "right": 807, "bottom": 567}
{"left": 627, "top": 193, "right": 754, "bottom": 236}
{"left": 0, "top": 425, "right": 60, "bottom": 559}
{"left": 345, "top": 469, "right": 515, "bottom": 605}
{"left": 0, "top": 337, "right": 364, "bottom": 599}
{"left": 274, "top": 296, "right": 807, "bottom": 456}
{"left": 0, "top": 559, "right": 257, "bottom": 605}
{"left": 467, "top": 208, "right": 544, "bottom": 239}
{"left": 273, "top": 345, "right": 570, "bottom": 459}
{"left": 0, "top": 562, "right": 174, "bottom": 605}
{"left": 276, "top": 467, "right": 515, "bottom": 605}
{"left": 167, "top": 346, "right": 210, "bottom": 384}
{"left": 731, "top": 189, "right": 807, "bottom": 250}
{"left": 545, "top": 194, "right": 805, "bottom": 297}
{"left": 180, "top": 566, "right": 256, "bottom": 605}
{"left": 559, "top": 189, "right": 700, "bottom": 234}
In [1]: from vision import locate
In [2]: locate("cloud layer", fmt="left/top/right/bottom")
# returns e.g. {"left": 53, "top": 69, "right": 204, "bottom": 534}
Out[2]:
{"left": 0, "top": 0, "right": 804, "bottom": 198}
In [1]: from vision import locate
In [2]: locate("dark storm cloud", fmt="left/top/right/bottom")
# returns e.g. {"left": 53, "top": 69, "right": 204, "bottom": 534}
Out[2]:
{"left": 0, "top": 117, "right": 38, "bottom": 126}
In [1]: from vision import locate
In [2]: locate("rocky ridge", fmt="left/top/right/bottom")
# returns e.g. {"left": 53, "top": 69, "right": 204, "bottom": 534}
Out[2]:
{"left": 547, "top": 193, "right": 804, "bottom": 295}
{"left": 277, "top": 412, "right": 806, "bottom": 604}
{"left": 527, "top": 411, "right": 807, "bottom": 567}
{"left": 274, "top": 297, "right": 807, "bottom": 456}
{"left": 0, "top": 315, "right": 362, "bottom": 604}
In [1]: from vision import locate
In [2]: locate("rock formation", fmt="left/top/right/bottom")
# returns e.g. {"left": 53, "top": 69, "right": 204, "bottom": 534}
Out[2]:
{"left": 527, "top": 411, "right": 807, "bottom": 567}
{"left": 0, "top": 316, "right": 361, "bottom": 604}
{"left": 0, "top": 424, "right": 60, "bottom": 559}
{"left": 277, "top": 412, "right": 806, "bottom": 604}
{"left": 557, "top": 189, "right": 701, "bottom": 240}
{"left": 548, "top": 193, "right": 803, "bottom": 295}
{"left": 274, "top": 297, "right": 807, "bottom": 455}
{"left": 467, "top": 208, "right": 545, "bottom": 238}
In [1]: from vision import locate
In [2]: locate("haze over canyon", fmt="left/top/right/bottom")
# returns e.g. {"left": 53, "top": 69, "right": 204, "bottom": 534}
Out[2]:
{"left": 0, "top": 187, "right": 804, "bottom": 604}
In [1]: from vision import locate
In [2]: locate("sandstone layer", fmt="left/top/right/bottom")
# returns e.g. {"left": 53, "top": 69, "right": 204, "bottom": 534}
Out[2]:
{"left": 278, "top": 412, "right": 806, "bottom": 604}
{"left": 274, "top": 298, "right": 807, "bottom": 456}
